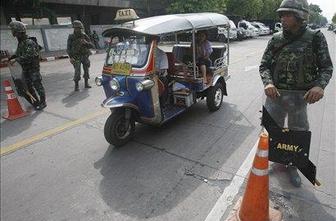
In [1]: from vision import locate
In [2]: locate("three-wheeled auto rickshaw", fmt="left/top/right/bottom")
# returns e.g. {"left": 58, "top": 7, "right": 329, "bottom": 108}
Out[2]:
{"left": 95, "top": 13, "right": 231, "bottom": 146}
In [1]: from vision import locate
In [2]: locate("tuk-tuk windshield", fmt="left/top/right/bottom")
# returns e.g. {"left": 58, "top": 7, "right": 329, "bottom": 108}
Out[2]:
{"left": 106, "top": 36, "right": 150, "bottom": 68}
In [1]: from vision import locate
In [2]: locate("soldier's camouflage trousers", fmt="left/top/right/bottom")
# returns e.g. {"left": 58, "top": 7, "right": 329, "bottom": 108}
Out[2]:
{"left": 72, "top": 55, "right": 90, "bottom": 82}
{"left": 23, "top": 71, "right": 46, "bottom": 104}
{"left": 264, "top": 90, "right": 309, "bottom": 131}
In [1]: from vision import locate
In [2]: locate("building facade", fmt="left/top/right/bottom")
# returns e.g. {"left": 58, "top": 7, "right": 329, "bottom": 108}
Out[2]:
{"left": 1, "top": 0, "right": 171, "bottom": 28}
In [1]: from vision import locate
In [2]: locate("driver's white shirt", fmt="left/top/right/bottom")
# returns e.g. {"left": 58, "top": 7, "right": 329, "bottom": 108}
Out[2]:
{"left": 156, "top": 48, "right": 168, "bottom": 71}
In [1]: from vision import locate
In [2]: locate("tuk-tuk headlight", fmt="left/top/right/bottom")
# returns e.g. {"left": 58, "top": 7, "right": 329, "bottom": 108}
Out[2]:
{"left": 136, "top": 79, "right": 154, "bottom": 92}
{"left": 95, "top": 76, "right": 103, "bottom": 86}
{"left": 135, "top": 82, "right": 144, "bottom": 91}
{"left": 110, "top": 79, "right": 120, "bottom": 91}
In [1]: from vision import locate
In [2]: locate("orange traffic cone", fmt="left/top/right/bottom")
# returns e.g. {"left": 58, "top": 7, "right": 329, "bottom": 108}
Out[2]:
{"left": 2, "top": 80, "right": 29, "bottom": 120}
{"left": 227, "top": 132, "right": 282, "bottom": 221}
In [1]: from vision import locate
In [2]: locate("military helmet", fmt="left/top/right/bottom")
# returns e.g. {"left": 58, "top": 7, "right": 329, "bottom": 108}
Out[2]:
{"left": 277, "top": 0, "right": 309, "bottom": 20}
{"left": 72, "top": 20, "right": 84, "bottom": 29}
{"left": 9, "top": 21, "right": 26, "bottom": 33}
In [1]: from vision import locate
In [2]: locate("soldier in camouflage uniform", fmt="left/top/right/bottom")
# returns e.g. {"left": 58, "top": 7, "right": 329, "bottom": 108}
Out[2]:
{"left": 67, "top": 20, "right": 94, "bottom": 91}
{"left": 9, "top": 21, "right": 47, "bottom": 110}
{"left": 259, "top": 0, "right": 333, "bottom": 187}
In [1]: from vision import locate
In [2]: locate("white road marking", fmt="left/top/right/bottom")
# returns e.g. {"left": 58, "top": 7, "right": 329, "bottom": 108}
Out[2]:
{"left": 204, "top": 139, "right": 259, "bottom": 221}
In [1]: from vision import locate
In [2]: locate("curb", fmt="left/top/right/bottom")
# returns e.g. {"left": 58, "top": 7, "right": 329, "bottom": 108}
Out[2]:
{"left": 0, "top": 49, "right": 104, "bottom": 69}
{"left": 0, "top": 55, "right": 69, "bottom": 69}
{"left": 41, "top": 55, "right": 69, "bottom": 62}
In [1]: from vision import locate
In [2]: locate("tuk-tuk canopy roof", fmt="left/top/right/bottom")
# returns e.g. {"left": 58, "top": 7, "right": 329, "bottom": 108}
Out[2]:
{"left": 103, "top": 13, "right": 230, "bottom": 37}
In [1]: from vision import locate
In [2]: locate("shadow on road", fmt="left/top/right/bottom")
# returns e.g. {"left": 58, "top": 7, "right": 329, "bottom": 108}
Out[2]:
{"left": 270, "top": 168, "right": 335, "bottom": 221}
{"left": 0, "top": 109, "right": 42, "bottom": 143}
{"left": 62, "top": 89, "right": 90, "bottom": 108}
{"left": 94, "top": 102, "right": 256, "bottom": 219}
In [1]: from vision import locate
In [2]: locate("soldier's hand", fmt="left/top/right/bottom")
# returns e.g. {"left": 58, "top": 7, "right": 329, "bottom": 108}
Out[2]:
{"left": 264, "top": 84, "right": 280, "bottom": 99}
{"left": 69, "top": 58, "right": 75, "bottom": 64}
{"left": 304, "top": 86, "right": 324, "bottom": 104}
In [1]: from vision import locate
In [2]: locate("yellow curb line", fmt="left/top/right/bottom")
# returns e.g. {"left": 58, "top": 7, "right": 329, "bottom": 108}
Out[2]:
{"left": 1, "top": 109, "right": 109, "bottom": 156}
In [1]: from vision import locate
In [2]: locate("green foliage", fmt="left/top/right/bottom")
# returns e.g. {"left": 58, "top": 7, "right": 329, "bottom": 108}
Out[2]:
{"left": 225, "top": 0, "right": 281, "bottom": 20}
{"left": 226, "top": 0, "right": 263, "bottom": 19}
{"left": 308, "top": 3, "right": 328, "bottom": 26}
{"left": 168, "top": 0, "right": 327, "bottom": 25}
{"left": 332, "top": 13, "right": 336, "bottom": 24}
{"left": 308, "top": 4, "right": 322, "bottom": 14}
{"left": 167, "top": 0, "right": 226, "bottom": 14}
{"left": 259, "top": 0, "right": 282, "bottom": 20}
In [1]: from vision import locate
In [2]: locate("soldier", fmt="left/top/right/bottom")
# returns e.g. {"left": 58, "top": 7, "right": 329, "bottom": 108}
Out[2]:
{"left": 67, "top": 20, "right": 94, "bottom": 91}
{"left": 9, "top": 21, "right": 47, "bottom": 110}
{"left": 259, "top": 0, "right": 333, "bottom": 187}
{"left": 91, "top": 30, "right": 100, "bottom": 49}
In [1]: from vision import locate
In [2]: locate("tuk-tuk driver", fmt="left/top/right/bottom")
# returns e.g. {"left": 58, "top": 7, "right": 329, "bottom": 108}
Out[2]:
{"left": 154, "top": 38, "right": 169, "bottom": 106}
{"left": 196, "top": 31, "right": 213, "bottom": 84}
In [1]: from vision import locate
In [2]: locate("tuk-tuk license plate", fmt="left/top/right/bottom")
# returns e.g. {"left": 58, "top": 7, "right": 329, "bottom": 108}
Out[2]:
{"left": 112, "top": 63, "right": 132, "bottom": 75}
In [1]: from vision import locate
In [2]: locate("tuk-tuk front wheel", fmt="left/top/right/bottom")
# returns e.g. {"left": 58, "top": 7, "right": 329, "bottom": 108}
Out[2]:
{"left": 104, "top": 110, "right": 135, "bottom": 146}
{"left": 206, "top": 82, "right": 224, "bottom": 112}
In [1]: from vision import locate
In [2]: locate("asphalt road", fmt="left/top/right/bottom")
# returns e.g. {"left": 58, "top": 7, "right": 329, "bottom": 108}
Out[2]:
{"left": 1, "top": 29, "right": 335, "bottom": 221}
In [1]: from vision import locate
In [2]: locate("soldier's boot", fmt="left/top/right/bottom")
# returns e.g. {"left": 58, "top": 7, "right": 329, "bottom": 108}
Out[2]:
{"left": 84, "top": 79, "right": 91, "bottom": 88}
{"left": 288, "top": 166, "right": 301, "bottom": 187}
{"left": 37, "top": 95, "right": 47, "bottom": 110}
{"left": 74, "top": 81, "right": 79, "bottom": 91}
{"left": 269, "top": 162, "right": 287, "bottom": 174}
{"left": 33, "top": 100, "right": 41, "bottom": 110}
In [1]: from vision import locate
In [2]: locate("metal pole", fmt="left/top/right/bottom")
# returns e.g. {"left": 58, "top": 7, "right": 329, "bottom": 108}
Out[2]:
{"left": 192, "top": 29, "right": 196, "bottom": 79}
{"left": 227, "top": 27, "right": 230, "bottom": 65}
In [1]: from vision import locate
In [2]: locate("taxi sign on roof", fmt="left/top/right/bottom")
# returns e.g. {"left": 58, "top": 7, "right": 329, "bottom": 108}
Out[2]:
{"left": 115, "top": 9, "right": 139, "bottom": 21}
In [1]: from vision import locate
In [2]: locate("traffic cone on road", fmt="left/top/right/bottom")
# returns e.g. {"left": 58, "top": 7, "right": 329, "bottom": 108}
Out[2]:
{"left": 2, "top": 80, "right": 29, "bottom": 120}
{"left": 227, "top": 132, "right": 282, "bottom": 221}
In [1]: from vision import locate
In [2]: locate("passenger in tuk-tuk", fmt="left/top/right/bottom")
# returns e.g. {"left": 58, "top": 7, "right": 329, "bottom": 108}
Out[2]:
{"left": 195, "top": 31, "right": 213, "bottom": 84}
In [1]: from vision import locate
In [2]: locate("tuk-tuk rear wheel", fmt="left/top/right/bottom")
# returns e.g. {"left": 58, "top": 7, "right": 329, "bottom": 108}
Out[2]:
{"left": 206, "top": 82, "right": 224, "bottom": 112}
{"left": 104, "top": 110, "right": 135, "bottom": 146}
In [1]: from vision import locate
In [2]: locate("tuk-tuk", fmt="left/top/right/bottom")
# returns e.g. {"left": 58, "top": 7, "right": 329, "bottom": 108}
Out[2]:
{"left": 95, "top": 13, "right": 231, "bottom": 146}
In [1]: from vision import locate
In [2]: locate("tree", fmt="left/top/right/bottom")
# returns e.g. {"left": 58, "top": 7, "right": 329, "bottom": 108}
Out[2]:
{"left": 225, "top": 0, "right": 280, "bottom": 20}
{"left": 258, "top": 0, "right": 282, "bottom": 20}
{"left": 168, "top": 0, "right": 226, "bottom": 14}
{"left": 332, "top": 13, "right": 336, "bottom": 24}
{"left": 308, "top": 4, "right": 327, "bottom": 26}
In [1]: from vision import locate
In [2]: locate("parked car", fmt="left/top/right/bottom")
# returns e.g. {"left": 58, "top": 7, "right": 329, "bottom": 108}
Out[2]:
{"left": 217, "top": 20, "right": 238, "bottom": 41}
{"left": 327, "top": 23, "right": 335, "bottom": 31}
{"left": 238, "top": 20, "right": 259, "bottom": 38}
{"left": 274, "top": 22, "right": 282, "bottom": 33}
{"left": 251, "top": 22, "right": 271, "bottom": 35}
{"left": 237, "top": 27, "right": 248, "bottom": 40}
{"left": 307, "top": 23, "right": 318, "bottom": 29}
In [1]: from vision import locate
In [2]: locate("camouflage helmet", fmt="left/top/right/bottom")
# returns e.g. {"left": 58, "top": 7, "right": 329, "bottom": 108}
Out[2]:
{"left": 72, "top": 20, "right": 84, "bottom": 29}
{"left": 277, "top": 0, "right": 309, "bottom": 20}
{"left": 9, "top": 21, "right": 26, "bottom": 33}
